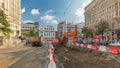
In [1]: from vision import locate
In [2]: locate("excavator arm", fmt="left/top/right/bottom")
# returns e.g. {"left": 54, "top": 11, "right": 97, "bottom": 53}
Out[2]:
{"left": 53, "top": 29, "right": 77, "bottom": 44}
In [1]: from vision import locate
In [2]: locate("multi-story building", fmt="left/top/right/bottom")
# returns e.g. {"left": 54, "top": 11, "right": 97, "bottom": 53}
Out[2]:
{"left": 39, "top": 26, "right": 56, "bottom": 41}
{"left": 21, "top": 22, "right": 39, "bottom": 37}
{"left": 84, "top": 0, "right": 120, "bottom": 42}
{"left": 0, "top": 0, "right": 21, "bottom": 46}
{"left": 34, "top": 22, "right": 39, "bottom": 32}
{"left": 57, "top": 21, "right": 76, "bottom": 39}
{"left": 21, "top": 22, "right": 35, "bottom": 34}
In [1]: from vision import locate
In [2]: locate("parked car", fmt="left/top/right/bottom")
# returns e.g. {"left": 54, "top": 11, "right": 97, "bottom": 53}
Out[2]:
{"left": 109, "top": 41, "right": 120, "bottom": 46}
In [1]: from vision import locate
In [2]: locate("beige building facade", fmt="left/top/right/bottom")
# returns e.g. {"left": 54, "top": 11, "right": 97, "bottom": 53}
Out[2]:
{"left": 85, "top": 0, "right": 120, "bottom": 42}
{"left": 0, "top": 0, "right": 21, "bottom": 46}
{"left": 57, "top": 21, "right": 76, "bottom": 40}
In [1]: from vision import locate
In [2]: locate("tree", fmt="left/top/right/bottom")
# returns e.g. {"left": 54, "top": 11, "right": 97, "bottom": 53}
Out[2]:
{"left": 26, "top": 29, "right": 38, "bottom": 37}
{"left": 0, "top": 9, "right": 11, "bottom": 38}
{"left": 82, "top": 27, "right": 88, "bottom": 38}
{"left": 95, "top": 20, "right": 109, "bottom": 35}
{"left": 82, "top": 27, "right": 93, "bottom": 38}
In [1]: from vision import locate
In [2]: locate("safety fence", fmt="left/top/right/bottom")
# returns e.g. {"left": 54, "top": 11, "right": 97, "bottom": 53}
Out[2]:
{"left": 68, "top": 42, "right": 120, "bottom": 55}
{"left": 47, "top": 44, "right": 57, "bottom": 68}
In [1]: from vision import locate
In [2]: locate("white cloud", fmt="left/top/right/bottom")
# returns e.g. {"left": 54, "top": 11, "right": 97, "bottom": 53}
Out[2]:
{"left": 41, "top": 15, "right": 55, "bottom": 22}
{"left": 21, "top": 7, "right": 26, "bottom": 14}
{"left": 75, "top": 2, "right": 91, "bottom": 17}
{"left": 41, "top": 15, "right": 58, "bottom": 24}
{"left": 45, "top": 10, "right": 53, "bottom": 14}
{"left": 22, "top": 20, "right": 34, "bottom": 23}
{"left": 31, "top": 9, "right": 40, "bottom": 15}
{"left": 75, "top": 8, "right": 84, "bottom": 17}
{"left": 51, "top": 20, "right": 58, "bottom": 24}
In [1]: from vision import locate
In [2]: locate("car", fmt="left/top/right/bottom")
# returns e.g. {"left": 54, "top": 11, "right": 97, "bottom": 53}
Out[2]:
{"left": 109, "top": 41, "right": 120, "bottom": 46}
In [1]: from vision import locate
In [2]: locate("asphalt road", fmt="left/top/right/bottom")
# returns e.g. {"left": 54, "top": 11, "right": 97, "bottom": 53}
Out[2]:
{"left": 0, "top": 44, "right": 48, "bottom": 68}
{"left": 8, "top": 46, "right": 48, "bottom": 68}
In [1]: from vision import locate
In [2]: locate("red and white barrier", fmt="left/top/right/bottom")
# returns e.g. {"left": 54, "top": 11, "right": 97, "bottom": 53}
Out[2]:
{"left": 76, "top": 43, "right": 80, "bottom": 47}
{"left": 99, "top": 46, "right": 107, "bottom": 52}
{"left": 92, "top": 44, "right": 99, "bottom": 50}
{"left": 48, "top": 44, "right": 56, "bottom": 68}
{"left": 72, "top": 43, "right": 75, "bottom": 45}
{"left": 68, "top": 42, "right": 71, "bottom": 45}
{"left": 87, "top": 44, "right": 92, "bottom": 49}
{"left": 109, "top": 46, "right": 120, "bottom": 54}
{"left": 80, "top": 44, "right": 84, "bottom": 47}
{"left": 68, "top": 42, "right": 120, "bottom": 55}
{"left": 83, "top": 44, "right": 87, "bottom": 48}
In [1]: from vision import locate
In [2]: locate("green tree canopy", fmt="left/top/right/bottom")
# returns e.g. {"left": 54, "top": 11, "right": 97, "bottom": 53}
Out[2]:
{"left": 0, "top": 9, "right": 11, "bottom": 38}
{"left": 26, "top": 29, "right": 38, "bottom": 37}
{"left": 95, "top": 20, "right": 109, "bottom": 35}
{"left": 82, "top": 27, "right": 93, "bottom": 38}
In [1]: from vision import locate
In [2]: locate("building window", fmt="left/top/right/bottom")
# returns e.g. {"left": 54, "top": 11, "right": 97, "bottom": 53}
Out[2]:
{"left": 2, "top": 3, "right": 4, "bottom": 8}
{"left": 48, "top": 32, "right": 50, "bottom": 36}
{"left": 44, "top": 32, "right": 46, "bottom": 36}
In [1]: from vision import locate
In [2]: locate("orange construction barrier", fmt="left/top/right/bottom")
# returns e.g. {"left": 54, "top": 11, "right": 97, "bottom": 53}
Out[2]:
{"left": 92, "top": 44, "right": 99, "bottom": 50}
{"left": 83, "top": 44, "right": 87, "bottom": 48}
{"left": 109, "top": 46, "right": 120, "bottom": 54}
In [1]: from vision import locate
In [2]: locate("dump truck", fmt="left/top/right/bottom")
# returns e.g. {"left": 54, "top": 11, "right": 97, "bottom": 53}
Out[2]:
{"left": 31, "top": 37, "right": 42, "bottom": 47}
{"left": 25, "top": 37, "right": 42, "bottom": 47}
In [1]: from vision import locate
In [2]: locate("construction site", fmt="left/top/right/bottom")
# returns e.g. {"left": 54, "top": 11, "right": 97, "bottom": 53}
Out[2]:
{"left": 54, "top": 44, "right": 120, "bottom": 68}
{"left": 49, "top": 28, "right": 120, "bottom": 68}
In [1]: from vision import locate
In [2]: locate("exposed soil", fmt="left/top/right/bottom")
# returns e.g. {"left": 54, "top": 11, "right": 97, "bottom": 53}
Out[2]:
{"left": 54, "top": 45, "right": 120, "bottom": 68}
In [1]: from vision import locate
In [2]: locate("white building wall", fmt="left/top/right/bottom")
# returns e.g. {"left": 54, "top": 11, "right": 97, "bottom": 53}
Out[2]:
{"left": 39, "top": 26, "right": 56, "bottom": 41}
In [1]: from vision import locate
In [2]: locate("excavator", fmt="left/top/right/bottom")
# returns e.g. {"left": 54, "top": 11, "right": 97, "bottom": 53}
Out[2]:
{"left": 53, "top": 29, "right": 77, "bottom": 45}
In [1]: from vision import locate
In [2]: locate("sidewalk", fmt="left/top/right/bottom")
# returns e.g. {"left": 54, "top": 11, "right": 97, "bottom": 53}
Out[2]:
{"left": 0, "top": 43, "right": 25, "bottom": 53}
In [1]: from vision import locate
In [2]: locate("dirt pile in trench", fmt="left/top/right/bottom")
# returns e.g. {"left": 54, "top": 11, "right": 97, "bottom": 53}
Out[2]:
{"left": 54, "top": 45, "right": 120, "bottom": 68}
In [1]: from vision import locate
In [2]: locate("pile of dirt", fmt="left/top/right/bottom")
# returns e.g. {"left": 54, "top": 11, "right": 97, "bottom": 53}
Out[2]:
{"left": 54, "top": 45, "right": 120, "bottom": 68}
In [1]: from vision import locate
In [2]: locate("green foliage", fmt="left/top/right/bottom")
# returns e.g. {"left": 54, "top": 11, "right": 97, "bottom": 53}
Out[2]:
{"left": 26, "top": 29, "right": 38, "bottom": 37}
{"left": 95, "top": 20, "right": 109, "bottom": 35}
{"left": 82, "top": 27, "right": 93, "bottom": 38}
{"left": 0, "top": 9, "right": 11, "bottom": 38}
{"left": 82, "top": 27, "right": 88, "bottom": 35}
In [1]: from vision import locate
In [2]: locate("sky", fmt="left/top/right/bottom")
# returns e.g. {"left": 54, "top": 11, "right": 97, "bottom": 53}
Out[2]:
{"left": 21, "top": 0, "right": 93, "bottom": 27}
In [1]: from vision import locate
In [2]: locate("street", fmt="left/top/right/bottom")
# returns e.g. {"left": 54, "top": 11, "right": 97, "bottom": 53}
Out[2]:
{"left": 0, "top": 44, "right": 48, "bottom": 68}
{"left": 1, "top": 0, "right": 120, "bottom": 68}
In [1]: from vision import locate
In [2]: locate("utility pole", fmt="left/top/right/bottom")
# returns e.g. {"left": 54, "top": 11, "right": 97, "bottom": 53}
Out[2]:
{"left": 62, "top": 20, "right": 67, "bottom": 34}
{"left": 65, "top": 20, "right": 67, "bottom": 32}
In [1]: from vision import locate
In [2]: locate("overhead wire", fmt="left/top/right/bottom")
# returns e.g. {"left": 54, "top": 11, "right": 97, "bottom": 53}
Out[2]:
{"left": 21, "top": 0, "right": 32, "bottom": 19}
{"left": 63, "top": 0, "right": 74, "bottom": 21}
{"left": 21, "top": 0, "right": 32, "bottom": 13}
{"left": 52, "top": 0, "right": 74, "bottom": 21}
